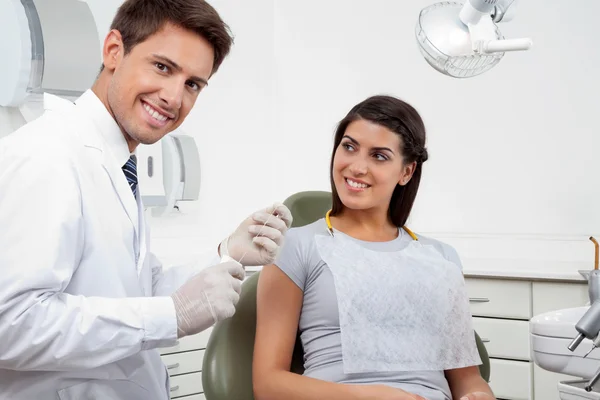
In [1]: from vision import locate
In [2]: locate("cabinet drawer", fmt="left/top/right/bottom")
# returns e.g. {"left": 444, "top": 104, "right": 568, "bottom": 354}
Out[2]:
{"left": 162, "top": 350, "right": 205, "bottom": 376}
{"left": 532, "top": 282, "right": 589, "bottom": 315}
{"left": 160, "top": 328, "right": 212, "bottom": 355}
{"left": 533, "top": 363, "right": 574, "bottom": 400}
{"left": 173, "top": 394, "right": 205, "bottom": 400}
{"left": 465, "top": 278, "right": 532, "bottom": 319}
{"left": 488, "top": 359, "right": 532, "bottom": 400}
{"left": 472, "top": 317, "right": 530, "bottom": 361}
{"left": 169, "top": 372, "right": 203, "bottom": 398}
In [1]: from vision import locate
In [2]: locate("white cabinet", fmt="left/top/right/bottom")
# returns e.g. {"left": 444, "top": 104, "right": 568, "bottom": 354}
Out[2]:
{"left": 160, "top": 329, "right": 212, "bottom": 355}
{"left": 466, "top": 278, "right": 532, "bottom": 319}
{"left": 159, "top": 328, "right": 211, "bottom": 399}
{"left": 471, "top": 318, "right": 530, "bottom": 361}
{"left": 169, "top": 372, "right": 204, "bottom": 398}
{"left": 465, "top": 277, "right": 588, "bottom": 400}
{"left": 489, "top": 359, "right": 532, "bottom": 400}
{"left": 533, "top": 364, "right": 577, "bottom": 400}
{"left": 162, "top": 350, "right": 205, "bottom": 376}
{"left": 172, "top": 395, "right": 205, "bottom": 400}
{"left": 532, "top": 282, "right": 590, "bottom": 316}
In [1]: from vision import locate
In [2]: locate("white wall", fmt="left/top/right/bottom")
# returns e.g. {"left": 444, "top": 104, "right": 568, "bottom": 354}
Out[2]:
{"left": 2, "top": 0, "right": 599, "bottom": 271}
{"left": 0, "top": 108, "right": 26, "bottom": 137}
{"left": 145, "top": 0, "right": 279, "bottom": 266}
{"left": 269, "top": 0, "right": 600, "bottom": 269}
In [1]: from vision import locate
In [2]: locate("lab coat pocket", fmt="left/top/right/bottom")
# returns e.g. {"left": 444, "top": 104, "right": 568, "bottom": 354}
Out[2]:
{"left": 57, "top": 379, "right": 151, "bottom": 400}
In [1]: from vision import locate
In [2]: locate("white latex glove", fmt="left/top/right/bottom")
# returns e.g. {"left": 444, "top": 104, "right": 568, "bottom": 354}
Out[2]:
{"left": 219, "top": 202, "right": 293, "bottom": 266}
{"left": 170, "top": 260, "right": 245, "bottom": 338}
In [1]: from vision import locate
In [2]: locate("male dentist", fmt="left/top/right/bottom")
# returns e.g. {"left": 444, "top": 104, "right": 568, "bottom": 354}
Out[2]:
{"left": 0, "top": 0, "right": 291, "bottom": 399}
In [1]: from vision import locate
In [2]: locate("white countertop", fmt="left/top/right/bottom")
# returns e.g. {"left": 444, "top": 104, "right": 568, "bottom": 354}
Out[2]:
{"left": 248, "top": 259, "right": 595, "bottom": 283}
{"left": 461, "top": 258, "right": 592, "bottom": 282}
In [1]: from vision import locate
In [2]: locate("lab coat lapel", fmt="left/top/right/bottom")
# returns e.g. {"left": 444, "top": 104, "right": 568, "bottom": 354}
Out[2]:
{"left": 100, "top": 149, "right": 140, "bottom": 245}
{"left": 54, "top": 98, "right": 141, "bottom": 243}
{"left": 136, "top": 193, "right": 147, "bottom": 275}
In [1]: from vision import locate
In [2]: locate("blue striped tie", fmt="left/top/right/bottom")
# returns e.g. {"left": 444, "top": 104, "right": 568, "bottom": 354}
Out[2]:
{"left": 122, "top": 155, "right": 138, "bottom": 197}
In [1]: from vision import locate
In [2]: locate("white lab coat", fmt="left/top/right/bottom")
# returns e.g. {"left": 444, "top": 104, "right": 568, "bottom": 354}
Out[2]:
{"left": 0, "top": 91, "right": 218, "bottom": 399}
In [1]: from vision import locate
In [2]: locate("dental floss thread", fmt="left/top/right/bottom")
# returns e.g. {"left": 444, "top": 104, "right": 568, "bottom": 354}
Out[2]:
{"left": 236, "top": 212, "right": 278, "bottom": 265}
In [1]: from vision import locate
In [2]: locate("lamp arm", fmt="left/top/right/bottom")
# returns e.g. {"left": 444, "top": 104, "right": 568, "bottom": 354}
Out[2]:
{"left": 491, "top": 0, "right": 519, "bottom": 23}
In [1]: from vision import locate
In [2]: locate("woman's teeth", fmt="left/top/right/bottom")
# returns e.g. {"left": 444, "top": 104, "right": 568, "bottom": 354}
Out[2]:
{"left": 143, "top": 103, "right": 168, "bottom": 122}
{"left": 346, "top": 178, "right": 369, "bottom": 189}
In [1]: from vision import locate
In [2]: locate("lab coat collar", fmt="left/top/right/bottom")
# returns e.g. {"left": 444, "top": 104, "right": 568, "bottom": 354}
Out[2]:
{"left": 65, "top": 90, "right": 141, "bottom": 249}
{"left": 73, "top": 90, "right": 131, "bottom": 167}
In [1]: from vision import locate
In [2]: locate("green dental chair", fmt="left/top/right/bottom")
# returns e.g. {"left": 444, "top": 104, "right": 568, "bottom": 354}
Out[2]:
{"left": 201, "top": 191, "right": 491, "bottom": 400}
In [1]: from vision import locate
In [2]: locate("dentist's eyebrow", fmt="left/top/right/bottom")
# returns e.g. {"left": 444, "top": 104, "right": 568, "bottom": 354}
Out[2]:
{"left": 151, "top": 54, "right": 209, "bottom": 86}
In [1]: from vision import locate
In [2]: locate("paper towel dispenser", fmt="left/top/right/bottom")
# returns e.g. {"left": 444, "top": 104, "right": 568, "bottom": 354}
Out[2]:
{"left": 136, "top": 132, "right": 201, "bottom": 216}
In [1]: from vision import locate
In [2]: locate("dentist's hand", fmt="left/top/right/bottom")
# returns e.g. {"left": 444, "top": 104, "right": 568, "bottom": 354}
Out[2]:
{"left": 171, "top": 260, "right": 245, "bottom": 338}
{"left": 220, "top": 202, "right": 293, "bottom": 266}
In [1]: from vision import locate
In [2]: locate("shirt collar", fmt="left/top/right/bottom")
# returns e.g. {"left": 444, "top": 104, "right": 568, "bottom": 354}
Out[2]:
{"left": 74, "top": 89, "right": 132, "bottom": 167}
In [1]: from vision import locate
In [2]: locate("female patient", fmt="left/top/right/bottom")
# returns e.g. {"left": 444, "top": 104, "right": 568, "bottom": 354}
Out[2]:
{"left": 253, "top": 95, "right": 495, "bottom": 400}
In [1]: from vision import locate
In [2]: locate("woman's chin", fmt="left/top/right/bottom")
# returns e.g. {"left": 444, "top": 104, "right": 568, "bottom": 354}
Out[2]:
{"left": 338, "top": 197, "right": 371, "bottom": 211}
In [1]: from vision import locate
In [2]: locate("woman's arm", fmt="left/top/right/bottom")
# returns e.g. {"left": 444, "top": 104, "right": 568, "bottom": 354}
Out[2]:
{"left": 445, "top": 366, "right": 495, "bottom": 400}
{"left": 252, "top": 264, "right": 424, "bottom": 400}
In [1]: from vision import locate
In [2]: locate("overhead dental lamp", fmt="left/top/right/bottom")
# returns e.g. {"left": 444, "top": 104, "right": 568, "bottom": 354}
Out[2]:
{"left": 416, "top": 0, "right": 532, "bottom": 78}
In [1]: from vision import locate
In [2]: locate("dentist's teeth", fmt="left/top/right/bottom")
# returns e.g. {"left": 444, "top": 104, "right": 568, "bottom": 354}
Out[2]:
{"left": 143, "top": 103, "right": 168, "bottom": 122}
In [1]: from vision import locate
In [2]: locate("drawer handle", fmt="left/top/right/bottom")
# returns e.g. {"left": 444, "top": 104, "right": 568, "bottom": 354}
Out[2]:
{"left": 170, "top": 385, "right": 179, "bottom": 392}
{"left": 469, "top": 298, "right": 490, "bottom": 303}
{"left": 167, "top": 362, "right": 180, "bottom": 370}
{"left": 481, "top": 338, "right": 491, "bottom": 343}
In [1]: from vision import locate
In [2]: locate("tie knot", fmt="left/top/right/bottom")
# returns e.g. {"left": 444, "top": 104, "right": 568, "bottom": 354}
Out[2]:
{"left": 122, "top": 155, "right": 138, "bottom": 197}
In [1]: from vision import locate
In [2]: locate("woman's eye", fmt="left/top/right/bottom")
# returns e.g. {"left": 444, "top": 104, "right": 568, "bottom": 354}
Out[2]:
{"left": 155, "top": 63, "right": 168, "bottom": 72}
{"left": 374, "top": 153, "right": 388, "bottom": 161}
{"left": 342, "top": 143, "right": 355, "bottom": 151}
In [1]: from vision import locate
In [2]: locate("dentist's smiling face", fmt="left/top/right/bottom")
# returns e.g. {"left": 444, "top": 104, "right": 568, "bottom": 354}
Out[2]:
{"left": 102, "top": 22, "right": 214, "bottom": 149}
{"left": 332, "top": 119, "right": 415, "bottom": 213}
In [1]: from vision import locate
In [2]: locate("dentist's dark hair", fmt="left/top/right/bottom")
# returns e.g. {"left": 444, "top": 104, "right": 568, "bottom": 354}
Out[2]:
{"left": 101, "top": 0, "right": 233, "bottom": 76}
{"left": 329, "top": 95, "right": 429, "bottom": 227}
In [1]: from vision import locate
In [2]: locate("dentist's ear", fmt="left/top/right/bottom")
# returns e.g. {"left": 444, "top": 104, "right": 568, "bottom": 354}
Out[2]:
{"left": 102, "top": 29, "right": 124, "bottom": 71}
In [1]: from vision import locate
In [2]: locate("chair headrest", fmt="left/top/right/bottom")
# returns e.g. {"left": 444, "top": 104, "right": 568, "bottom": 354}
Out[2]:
{"left": 283, "top": 191, "right": 332, "bottom": 228}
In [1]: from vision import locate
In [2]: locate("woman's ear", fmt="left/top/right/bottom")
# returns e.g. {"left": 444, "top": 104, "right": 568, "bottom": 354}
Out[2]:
{"left": 398, "top": 161, "right": 417, "bottom": 186}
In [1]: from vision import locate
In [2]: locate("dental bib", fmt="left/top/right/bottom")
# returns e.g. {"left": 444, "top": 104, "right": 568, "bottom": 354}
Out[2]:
{"left": 315, "top": 230, "right": 481, "bottom": 374}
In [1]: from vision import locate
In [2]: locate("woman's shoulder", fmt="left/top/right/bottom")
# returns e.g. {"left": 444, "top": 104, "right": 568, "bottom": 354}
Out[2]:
{"left": 274, "top": 219, "right": 329, "bottom": 283}
{"left": 286, "top": 218, "right": 330, "bottom": 241}
{"left": 413, "top": 233, "right": 463, "bottom": 269}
